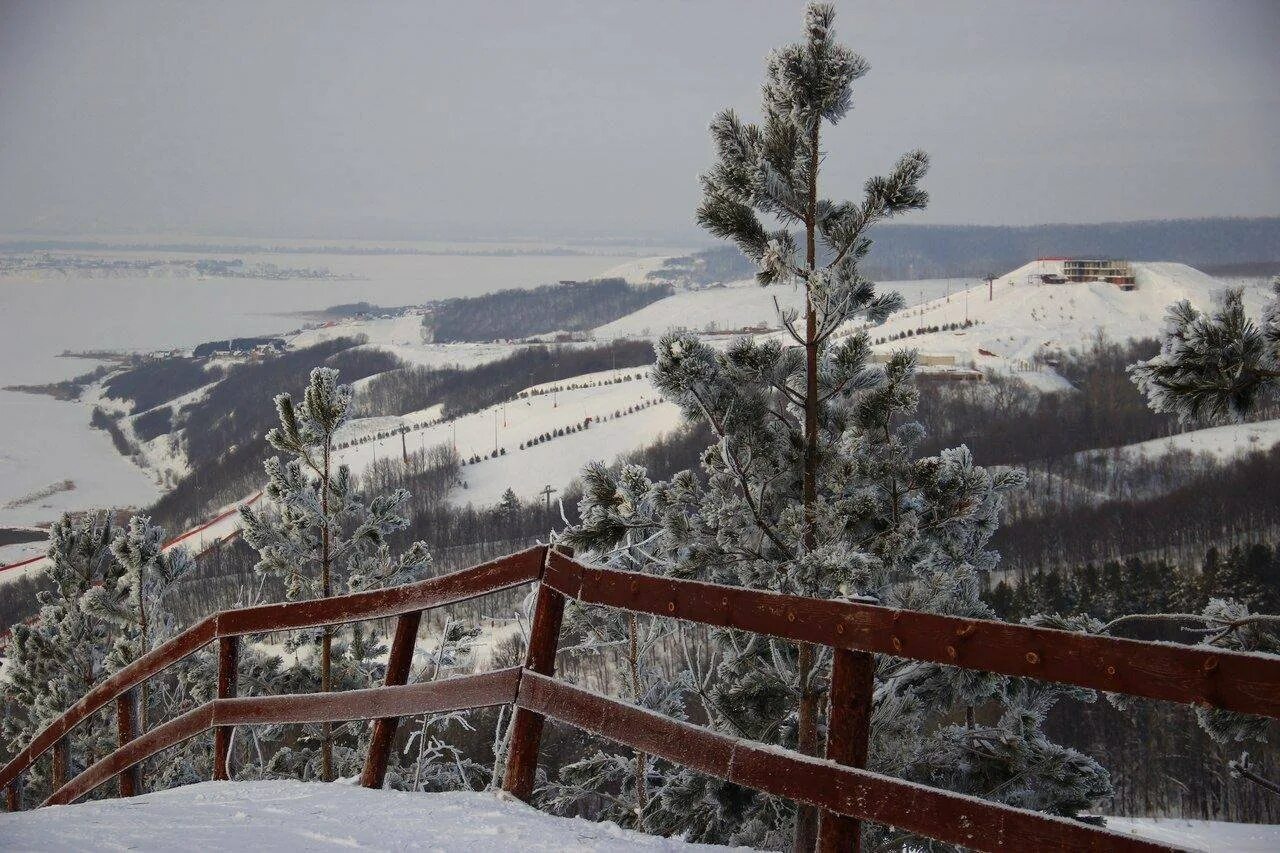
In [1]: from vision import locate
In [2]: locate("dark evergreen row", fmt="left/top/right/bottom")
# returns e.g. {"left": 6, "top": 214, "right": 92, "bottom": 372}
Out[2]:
{"left": 423, "top": 278, "right": 671, "bottom": 342}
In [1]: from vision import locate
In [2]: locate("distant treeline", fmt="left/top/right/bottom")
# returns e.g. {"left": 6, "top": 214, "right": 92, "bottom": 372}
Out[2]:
{"left": 357, "top": 341, "right": 655, "bottom": 420}
{"left": 424, "top": 278, "right": 671, "bottom": 343}
{"left": 653, "top": 217, "right": 1280, "bottom": 283}
{"left": 986, "top": 541, "right": 1280, "bottom": 825}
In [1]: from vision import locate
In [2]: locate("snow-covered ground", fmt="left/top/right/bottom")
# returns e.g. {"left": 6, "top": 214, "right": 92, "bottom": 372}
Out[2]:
{"left": 594, "top": 278, "right": 970, "bottom": 340}
{"left": 1102, "top": 815, "right": 1280, "bottom": 852}
{"left": 0, "top": 780, "right": 737, "bottom": 852}
{"left": 859, "top": 262, "right": 1272, "bottom": 377}
{"left": 0, "top": 779, "right": 1272, "bottom": 852}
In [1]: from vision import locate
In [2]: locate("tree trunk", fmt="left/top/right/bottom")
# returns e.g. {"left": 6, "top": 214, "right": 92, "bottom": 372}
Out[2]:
{"left": 793, "top": 117, "right": 822, "bottom": 853}
{"left": 321, "top": 437, "right": 334, "bottom": 783}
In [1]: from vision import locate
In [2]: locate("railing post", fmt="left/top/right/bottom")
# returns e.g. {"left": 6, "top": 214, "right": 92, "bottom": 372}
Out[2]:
{"left": 213, "top": 635, "right": 240, "bottom": 781}
{"left": 360, "top": 609, "right": 423, "bottom": 789}
{"left": 51, "top": 736, "right": 70, "bottom": 792}
{"left": 817, "top": 649, "right": 876, "bottom": 852}
{"left": 5, "top": 777, "right": 20, "bottom": 812}
{"left": 502, "top": 546, "right": 568, "bottom": 801}
{"left": 116, "top": 688, "right": 140, "bottom": 797}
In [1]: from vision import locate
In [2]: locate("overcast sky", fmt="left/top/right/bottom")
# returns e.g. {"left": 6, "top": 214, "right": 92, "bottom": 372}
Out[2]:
{"left": 1, "top": 0, "right": 1276, "bottom": 242}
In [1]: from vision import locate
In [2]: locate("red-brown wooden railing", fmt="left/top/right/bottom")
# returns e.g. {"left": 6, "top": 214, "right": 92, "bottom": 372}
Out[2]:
{"left": 3, "top": 543, "right": 1280, "bottom": 853}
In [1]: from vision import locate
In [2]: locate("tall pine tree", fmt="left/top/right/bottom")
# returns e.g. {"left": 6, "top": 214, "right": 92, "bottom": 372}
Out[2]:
{"left": 563, "top": 5, "right": 1110, "bottom": 850}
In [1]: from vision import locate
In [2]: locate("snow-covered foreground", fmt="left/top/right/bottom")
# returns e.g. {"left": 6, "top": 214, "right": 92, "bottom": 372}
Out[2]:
{"left": 1, "top": 781, "right": 1274, "bottom": 852}
{"left": 0, "top": 781, "right": 738, "bottom": 852}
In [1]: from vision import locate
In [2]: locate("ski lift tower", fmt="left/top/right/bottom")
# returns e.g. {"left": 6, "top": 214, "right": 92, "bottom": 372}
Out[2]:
{"left": 984, "top": 273, "right": 997, "bottom": 302}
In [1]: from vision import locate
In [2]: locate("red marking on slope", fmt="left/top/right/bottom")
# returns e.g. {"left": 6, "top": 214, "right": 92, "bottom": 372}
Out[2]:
{"left": 0, "top": 491, "right": 264, "bottom": 576}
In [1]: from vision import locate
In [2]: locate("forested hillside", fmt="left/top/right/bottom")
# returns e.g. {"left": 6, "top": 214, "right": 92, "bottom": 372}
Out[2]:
{"left": 424, "top": 278, "right": 671, "bottom": 342}
{"left": 654, "top": 217, "right": 1280, "bottom": 283}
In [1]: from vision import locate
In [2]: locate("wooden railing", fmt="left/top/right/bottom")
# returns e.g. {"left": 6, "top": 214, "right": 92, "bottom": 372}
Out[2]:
{"left": 3, "top": 544, "right": 1279, "bottom": 853}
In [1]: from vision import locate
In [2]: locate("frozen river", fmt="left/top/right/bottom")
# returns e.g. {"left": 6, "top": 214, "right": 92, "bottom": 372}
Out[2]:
{"left": 0, "top": 245, "right": 663, "bottom": 530}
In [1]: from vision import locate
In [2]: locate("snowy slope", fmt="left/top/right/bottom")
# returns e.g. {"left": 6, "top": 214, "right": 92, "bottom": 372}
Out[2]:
{"left": 861, "top": 262, "right": 1272, "bottom": 373}
{"left": 1079, "top": 419, "right": 1280, "bottom": 464}
{"left": 333, "top": 368, "right": 683, "bottom": 508}
{"left": 595, "top": 278, "right": 971, "bottom": 339}
{"left": 0, "top": 781, "right": 738, "bottom": 852}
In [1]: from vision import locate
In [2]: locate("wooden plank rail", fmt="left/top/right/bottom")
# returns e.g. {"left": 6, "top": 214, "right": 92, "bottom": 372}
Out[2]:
{"left": 4, "top": 543, "right": 1279, "bottom": 853}
{"left": 545, "top": 551, "right": 1280, "bottom": 717}
{"left": 516, "top": 672, "right": 1180, "bottom": 853}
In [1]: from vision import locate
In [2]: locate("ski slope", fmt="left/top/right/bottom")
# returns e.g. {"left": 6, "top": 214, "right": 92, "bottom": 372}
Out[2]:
{"left": 863, "top": 261, "right": 1273, "bottom": 372}
{"left": 334, "top": 367, "right": 683, "bottom": 508}
{"left": 594, "top": 278, "right": 971, "bottom": 339}
{"left": 0, "top": 781, "right": 735, "bottom": 852}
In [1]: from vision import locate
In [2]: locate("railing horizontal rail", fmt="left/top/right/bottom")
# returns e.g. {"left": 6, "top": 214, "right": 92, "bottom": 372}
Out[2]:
{"left": 0, "top": 615, "right": 217, "bottom": 793}
{"left": 47, "top": 704, "right": 213, "bottom": 807}
{"left": 1, "top": 547, "right": 543, "bottom": 794}
{"left": 214, "top": 668, "right": 521, "bottom": 726}
{"left": 546, "top": 551, "right": 1280, "bottom": 718}
{"left": 218, "top": 548, "right": 543, "bottom": 636}
{"left": 44, "top": 670, "right": 521, "bottom": 807}
{"left": 517, "top": 672, "right": 1182, "bottom": 853}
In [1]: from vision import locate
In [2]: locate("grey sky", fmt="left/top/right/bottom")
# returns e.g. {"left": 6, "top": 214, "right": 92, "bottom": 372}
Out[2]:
{"left": 1, "top": 0, "right": 1276, "bottom": 242}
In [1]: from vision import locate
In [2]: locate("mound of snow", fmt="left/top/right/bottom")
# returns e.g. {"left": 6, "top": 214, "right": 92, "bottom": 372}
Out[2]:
{"left": 0, "top": 780, "right": 737, "bottom": 851}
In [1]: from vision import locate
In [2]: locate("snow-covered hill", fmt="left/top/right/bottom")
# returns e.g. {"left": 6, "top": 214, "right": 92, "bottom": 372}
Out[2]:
{"left": 862, "top": 261, "right": 1272, "bottom": 375}
{"left": 0, "top": 781, "right": 735, "bottom": 852}
{"left": 594, "top": 278, "right": 971, "bottom": 340}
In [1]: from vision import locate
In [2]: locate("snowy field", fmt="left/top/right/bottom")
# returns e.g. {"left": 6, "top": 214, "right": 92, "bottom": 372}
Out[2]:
{"left": 0, "top": 781, "right": 737, "bottom": 852}
{"left": 0, "top": 779, "right": 1273, "bottom": 852}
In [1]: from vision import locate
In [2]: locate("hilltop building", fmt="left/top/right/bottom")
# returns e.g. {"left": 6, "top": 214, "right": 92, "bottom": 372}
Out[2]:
{"left": 1034, "top": 257, "right": 1137, "bottom": 289}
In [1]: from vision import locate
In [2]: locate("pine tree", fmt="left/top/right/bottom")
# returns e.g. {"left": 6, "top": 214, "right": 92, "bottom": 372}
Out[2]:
{"left": 1130, "top": 278, "right": 1280, "bottom": 423}
{"left": 561, "top": 5, "right": 1110, "bottom": 849}
{"left": 1129, "top": 278, "right": 1280, "bottom": 796}
{"left": 240, "top": 366, "right": 432, "bottom": 782}
{"left": 1, "top": 513, "right": 122, "bottom": 803}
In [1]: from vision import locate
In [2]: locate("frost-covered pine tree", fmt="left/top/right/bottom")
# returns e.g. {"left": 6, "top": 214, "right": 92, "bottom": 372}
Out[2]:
{"left": 1130, "top": 278, "right": 1280, "bottom": 423}
{"left": 561, "top": 5, "right": 1110, "bottom": 850}
{"left": 1129, "top": 277, "right": 1280, "bottom": 794}
{"left": 82, "top": 515, "right": 196, "bottom": 732}
{"left": 1, "top": 513, "right": 123, "bottom": 802}
{"left": 240, "top": 366, "right": 432, "bottom": 782}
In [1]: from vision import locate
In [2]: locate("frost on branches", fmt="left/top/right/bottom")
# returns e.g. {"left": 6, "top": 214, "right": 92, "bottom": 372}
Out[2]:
{"left": 1130, "top": 278, "right": 1280, "bottom": 424}
{"left": 552, "top": 4, "right": 1111, "bottom": 850}
{"left": 238, "top": 367, "right": 434, "bottom": 783}
{"left": 1, "top": 512, "right": 210, "bottom": 799}
{"left": 1127, "top": 283, "right": 1280, "bottom": 796}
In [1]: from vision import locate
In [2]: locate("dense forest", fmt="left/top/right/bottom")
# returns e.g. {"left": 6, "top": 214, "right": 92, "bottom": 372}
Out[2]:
{"left": 652, "top": 217, "right": 1280, "bottom": 283}
{"left": 423, "top": 278, "right": 671, "bottom": 342}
